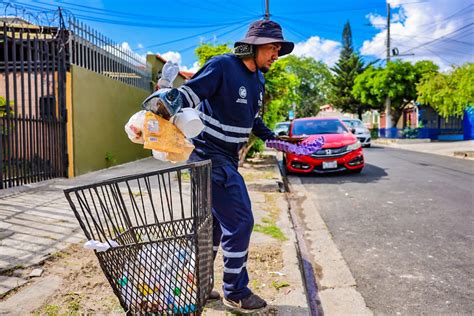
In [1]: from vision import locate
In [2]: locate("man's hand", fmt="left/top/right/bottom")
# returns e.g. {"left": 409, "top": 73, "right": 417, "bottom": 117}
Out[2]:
{"left": 157, "top": 61, "right": 180, "bottom": 89}
{"left": 276, "top": 135, "right": 307, "bottom": 144}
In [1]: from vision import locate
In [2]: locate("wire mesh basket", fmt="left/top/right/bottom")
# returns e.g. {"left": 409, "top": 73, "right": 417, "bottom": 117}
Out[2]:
{"left": 64, "top": 161, "right": 213, "bottom": 315}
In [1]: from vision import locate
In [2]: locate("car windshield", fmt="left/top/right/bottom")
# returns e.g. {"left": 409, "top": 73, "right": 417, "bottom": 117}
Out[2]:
{"left": 275, "top": 122, "right": 290, "bottom": 130}
{"left": 343, "top": 120, "right": 364, "bottom": 128}
{"left": 292, "top": 119, "right": 348, "bottom": 135}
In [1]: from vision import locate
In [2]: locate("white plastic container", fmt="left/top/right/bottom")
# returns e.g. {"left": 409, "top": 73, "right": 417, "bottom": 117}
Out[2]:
{"left": 171, "top": 108, "right": 204, "bottom": 138}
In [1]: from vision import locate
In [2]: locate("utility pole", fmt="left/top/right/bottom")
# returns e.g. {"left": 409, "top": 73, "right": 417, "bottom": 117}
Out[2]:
{"left": 264, "top": 0, "right": 270, "bottom": 20}
{"left": 384, "top": 2, "right": 392, "bottom": 129}
{"left": 386, "top": 3, "right": 391, "bottom": 63}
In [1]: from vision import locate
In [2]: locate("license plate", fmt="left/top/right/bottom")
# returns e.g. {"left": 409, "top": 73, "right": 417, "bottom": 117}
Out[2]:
{"left": 322, "top": 161, "right": 338, "bottom": 169}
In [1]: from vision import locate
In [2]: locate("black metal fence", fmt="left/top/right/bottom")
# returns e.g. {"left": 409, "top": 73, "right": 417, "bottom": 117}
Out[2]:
{"left": 1, "top": 11, "right": 152, "bottom": 189}
{"left": 0, "top": 21, "right": 69, "bottom": 189}
{"left": 64, "top": 161, "right": 213, "bottom": 314}
{"left": 68, "top": 17, "right": 151, "bottom": 91}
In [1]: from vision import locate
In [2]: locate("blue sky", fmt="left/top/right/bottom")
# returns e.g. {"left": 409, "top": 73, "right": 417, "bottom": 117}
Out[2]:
{"left": 3, "top": 0, "right": 473, "bottom": 71}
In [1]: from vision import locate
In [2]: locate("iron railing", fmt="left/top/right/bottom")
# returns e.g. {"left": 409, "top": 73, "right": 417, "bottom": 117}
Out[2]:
{"left": 0, "top": 21, "right": 68, "bottom": 188}
{"left": 68, "top": 17, "right": 151, "bottom": 91}
{"left": 1, "top": 10, "right": 153, "bottom": 189}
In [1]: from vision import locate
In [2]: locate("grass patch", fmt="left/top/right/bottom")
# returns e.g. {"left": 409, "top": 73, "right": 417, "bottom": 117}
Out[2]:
{"left": 253, "top": 223, "right": 287, "bottom": 241}
{"left": 50, "top": 251, "right": 66, "bottom": 259}
{"left": 65, "top": 292, "right": 82, "bottom": 313}
{"left": 271, "top": 280, "right": 290, "bottom": 290}
{"left": 42, "top": 304, "right": 60, "bottom": 316}
{"left": 181, "top": 171, "right": 191, "bottom": 181}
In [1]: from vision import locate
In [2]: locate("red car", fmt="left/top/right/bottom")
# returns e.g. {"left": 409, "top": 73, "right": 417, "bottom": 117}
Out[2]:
{"left": 284, "top": 117, "right": 364, "bottom": 174}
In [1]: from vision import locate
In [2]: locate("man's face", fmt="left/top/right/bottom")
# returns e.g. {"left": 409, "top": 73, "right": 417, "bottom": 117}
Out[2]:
{"left": 255, "top": 43, "right": 281, "bottom": 73}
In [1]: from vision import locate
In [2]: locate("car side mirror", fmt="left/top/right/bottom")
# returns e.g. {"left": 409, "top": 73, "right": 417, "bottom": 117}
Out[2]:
{"left": 351, "top": 128, "right": 356, "bottom": 134}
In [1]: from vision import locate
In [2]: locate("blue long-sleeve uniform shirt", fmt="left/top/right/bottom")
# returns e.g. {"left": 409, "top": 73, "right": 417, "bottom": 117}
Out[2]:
{"left": 178, "top": 54, "right": 275, "bottom": 168}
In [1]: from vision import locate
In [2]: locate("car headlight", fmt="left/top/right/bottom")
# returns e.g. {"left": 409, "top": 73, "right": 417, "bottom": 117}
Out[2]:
{"left": 347, "top": 141, "right": 361, "bottom": 151}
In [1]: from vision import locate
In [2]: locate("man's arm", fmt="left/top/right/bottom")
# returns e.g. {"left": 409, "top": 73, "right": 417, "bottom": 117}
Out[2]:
{"left": 252, "top": 116, "right": 275, "bottom": 141}
{"left": 253, "top": 116, "right": 307, "bottom": 143}
{"left": 177, "top": 58, "right": 223, "bottom": 108}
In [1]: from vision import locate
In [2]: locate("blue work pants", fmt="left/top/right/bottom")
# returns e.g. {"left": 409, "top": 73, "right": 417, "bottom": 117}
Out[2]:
{"left": 211, "top": 164, "right": 253, "bottom": 301}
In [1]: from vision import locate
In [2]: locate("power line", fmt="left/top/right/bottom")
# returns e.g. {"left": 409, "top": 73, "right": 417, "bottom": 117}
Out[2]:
{"left": 140, "top": 18, "right": 255, "bottom": 51}
{"left": 177, "top": 21, "right": 251, "bottom": 54}
{"left": 416, "top": 4, "right": 473, "bottom": 29}
{"left": 172, "top": 0, "right": 260, "bottom": 17}
{"left": 4, "top": 0, "right": 256, "bottom": 27}
{"left": 422, "top": 46, "right": 458, "bottom": 66}
{"left": 391, "top": 33, "right": 473, "bottom": 46}
{"left": 280, "top": 4, "right": 386, "bottom": 16}
{"left": 402, "top": 23, "right": 474, "bottom": 54}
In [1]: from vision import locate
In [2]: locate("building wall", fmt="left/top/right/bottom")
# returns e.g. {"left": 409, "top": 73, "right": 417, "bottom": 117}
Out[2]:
{"left": 146, "top": 55, "right": 186, "bottom": 88}
{"left": 71, "top": 65, "right": 151, "bottom": 176}
{"left": 0, "top": 72, "right": 56, "bottom": 117}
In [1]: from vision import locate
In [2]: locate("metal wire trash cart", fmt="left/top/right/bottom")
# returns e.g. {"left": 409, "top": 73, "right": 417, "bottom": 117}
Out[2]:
{"left": 64, "top": 161, "right": 213, "bottom": 315}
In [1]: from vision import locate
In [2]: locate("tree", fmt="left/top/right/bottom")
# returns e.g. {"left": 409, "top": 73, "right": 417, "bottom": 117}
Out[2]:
{"left": 417, "top": 63, "right": 473, "bottom": 118}
{"left": 352, "top": 60, "right": 439, "bottom": 125}
{"left": 329, "top": 21, "right": 366, "bottom": 118}
{"left": 283, "top": 55, "right": 332, "bottom": 117}
{"left": 239, "top": 57, "right": 300, "bottom": 165}
{"left": 194, "top": 43, "right": 232, "bottom": 67}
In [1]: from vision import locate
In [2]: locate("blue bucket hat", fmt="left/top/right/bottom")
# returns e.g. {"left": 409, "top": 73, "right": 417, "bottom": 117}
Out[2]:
{"left": 234, "top": 20, "right": 294, "bottom": 56}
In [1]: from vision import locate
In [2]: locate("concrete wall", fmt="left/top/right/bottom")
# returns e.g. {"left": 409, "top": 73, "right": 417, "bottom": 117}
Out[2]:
{"left": 71, "top": 65, "right": 151, "bottom": 176}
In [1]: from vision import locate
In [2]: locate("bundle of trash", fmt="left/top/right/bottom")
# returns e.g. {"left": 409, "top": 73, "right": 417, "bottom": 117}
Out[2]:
{"left": 124, "top": 88, "right": 204, "bottom": 163}
{"left": 266, "top": 136, "right": 325, "bottom": 155}
{"left": 84, "top": 238, "right": 198, "bottom": 313}
{"left": 116, "top": 241, "right": 199, "bottom": 313}
{"left": 125, "top": 60, "right": 204, "bottom": 163}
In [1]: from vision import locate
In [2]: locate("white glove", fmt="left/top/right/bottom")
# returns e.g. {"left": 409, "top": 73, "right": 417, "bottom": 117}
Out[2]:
{"left": 158, "top": 61, "right": 180, "bottom": 88}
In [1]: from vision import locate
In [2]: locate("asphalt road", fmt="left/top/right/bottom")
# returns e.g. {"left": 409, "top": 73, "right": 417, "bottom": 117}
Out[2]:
{"left": 289, "top": 146, "right": 474, "bottom": 315}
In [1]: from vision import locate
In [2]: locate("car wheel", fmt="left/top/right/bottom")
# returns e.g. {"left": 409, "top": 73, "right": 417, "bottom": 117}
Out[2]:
{"left": 365, "top": 144, "right": 371, "bottom": 148}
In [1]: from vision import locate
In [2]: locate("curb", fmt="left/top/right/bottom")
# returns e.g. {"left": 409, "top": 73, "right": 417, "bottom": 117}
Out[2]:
{"left": 269, "top": 153, "right": 322, "bottom": 316}
{"left": 288, "top": 177, "right": 372, "bottom": 316}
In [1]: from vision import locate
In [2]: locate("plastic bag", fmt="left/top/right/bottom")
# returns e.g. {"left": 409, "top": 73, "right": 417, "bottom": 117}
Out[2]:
{"left": 151, "top": 139, "right": 194, "bottom": 163}
{"left": 143, "top": 112, "right": 195, "bottom": 161}
{"left": 125, "top": 110, "right": 146, "bottom": 144}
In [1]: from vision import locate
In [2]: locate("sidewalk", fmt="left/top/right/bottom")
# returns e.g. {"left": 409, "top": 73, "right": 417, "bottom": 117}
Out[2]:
{"left": 0, "top": 155, "right": 308, "bottom": 314}
{"left": 374, "top": 139, "right": 474, "bottom": 159}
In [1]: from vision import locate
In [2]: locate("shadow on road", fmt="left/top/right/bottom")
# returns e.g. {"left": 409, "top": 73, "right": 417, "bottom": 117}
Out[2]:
{"left": 286, "top": 163, "right": 388, "bottom": 184}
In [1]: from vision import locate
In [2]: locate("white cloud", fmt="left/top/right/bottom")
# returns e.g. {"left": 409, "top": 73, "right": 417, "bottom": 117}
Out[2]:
{"left": 367, "top": 13, "right": 386, "bottom": 30}
{"left": 361, "top": 0, "right": 474, "bottom": 70}
{"left": 160, "top": 51, "right": 183, "bottom": 64}
{"left": 102, "top": 41, "right": 146, "bottom": 65}
{"left": 181, "top": 61, "right": 201, "bottom": 73}
{"left": 158, "top": 51, "right": 200, "bottom": 73}
{"left": 291, "top": 36, "right": 342, "bottom": 66}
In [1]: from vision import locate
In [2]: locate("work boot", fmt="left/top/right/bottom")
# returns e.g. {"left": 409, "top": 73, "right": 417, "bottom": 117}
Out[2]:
{"left": 223, "top": 293, "right": 267, "bottom": 314}
{"left": 208, "top": 289, "right": 221, "bottom": 301}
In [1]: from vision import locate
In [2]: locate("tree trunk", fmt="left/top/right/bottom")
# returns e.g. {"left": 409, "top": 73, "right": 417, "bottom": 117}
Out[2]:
{"left": 238, "top": 138, "right": 257, "bottom": 167}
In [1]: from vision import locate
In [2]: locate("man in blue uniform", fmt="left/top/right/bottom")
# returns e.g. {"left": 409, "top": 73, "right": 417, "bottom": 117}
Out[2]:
{"left": 178, "top": 20, "right": 298, "bottom": 313}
